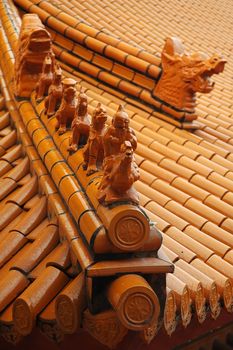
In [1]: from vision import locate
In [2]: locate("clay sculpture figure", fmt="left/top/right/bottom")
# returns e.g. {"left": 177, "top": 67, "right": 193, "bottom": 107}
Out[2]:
{"left": 44, "top": 66, "right": 63, "bottom": 117}
{"left": 98, "top": 105, "right": 139, "bottom": 205}
{"left": 62, "top": 77, "right": 77, "bottom": 90}
{"left": 35, "top": 54, "right": 54, "bottom": 101}
{"left": 68, "top": 89, "right": 91, "bottom": 152}
{"left": 82, "top": 103, "right": 108, "bottom": 176}
{"left": 153, "top": 37, "right": 226, "bottom": 121}
{"left": 55, "top": 86, "right": 77, "bottom": 135}
{"left": 104, "top": 140, "right": 140, "bottom": 204}
{"left": 14, "top": 14, "right": 53, "bottom": 98}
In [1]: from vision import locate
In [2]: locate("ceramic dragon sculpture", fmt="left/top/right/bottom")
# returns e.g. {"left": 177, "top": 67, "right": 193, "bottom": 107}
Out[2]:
{"left": 153, "top": 37, "right": 226, "bottom": 123}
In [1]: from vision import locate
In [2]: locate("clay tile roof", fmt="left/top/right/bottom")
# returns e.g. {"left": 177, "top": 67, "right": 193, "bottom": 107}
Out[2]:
{"left": 1, "top": 0, "right": 233, "bottom": 349}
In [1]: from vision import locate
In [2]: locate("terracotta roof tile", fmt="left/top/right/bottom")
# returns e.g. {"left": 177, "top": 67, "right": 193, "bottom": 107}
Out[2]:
{"left": 162, "top": 234, "right": 196, "bottom": 264}
{"left": 165, "top": 201, "right": 208, "bottom": 229}
{"left": 10, "top": 225, "right": 59, "bottom": 273}
{"left": 190, "top": 174, "right": 228, "bottom": 198}
{"left": 199, "top": 140, "right": 230, "bottom": 158}
{"left": 144, "top": 209, "right": 171, "bottom": 233}
{"left": 224, "top": 251, "right": 233, "bottom": 265}
{"left": 184, "top": 141, "right": 215, "bottom": 159}
{"left": 159, "top": 158, "right": 195, "bottom": 180}
{"left": 166, "top": 273, "right": 192, "bottom": 328}
{"left": 220, "top": 218, "right": 233, "bottom": 234}
{"left": 184, "top": 198, "right": 227, "bottom": 226}
{"left": 13, "top": 265, "right": 70, "bottom": 335}
{"left": 146, "top": 201, "right": 189, "bottom": 231}
{"left": 0, "top": 270, "right": 30, "bottom": 312}
{"left": 2, "top": 0, "right": 233, "bottom": 346}
{"left": 208, "top": 172, "right": 233, "bottom": 192}
{"left": 171, "top": 177, "right": 209, "bottom": 202}
{"left": 190, "top": 258, "right": 233, "bottom": 312}
{"left": 165, "top": 226, "right": 214, "bottom": 262}
{"left": 183, "top": 225, "right": 230, "bottom": 258}
{"left": 162, "top": 247, "right": 178, "bottom": 263}
{"left": 178, "top": 156, "right": 214, "bottom": 178}
{"left": 174, "top": 265, "right": 206, "bottom": 322}
{"left": 27, "top": 219, "right": 51, "bottom": 241}
{"left": 204, "top": 197, "right": 233, "bottom": 222}
{"left": 201, "top": 222, "right": 233, "bottom": 248}
{"left": 207, "top": 255, "right": 233, "bottom": 282}
{"left": 151, "top": 179, "right": 190, "bottom": 205}
{"left": 175, "top": 259, "right": 221, "bottom": 319}
{"left": 197, "top": 155, "right": 232, "bottom": 176}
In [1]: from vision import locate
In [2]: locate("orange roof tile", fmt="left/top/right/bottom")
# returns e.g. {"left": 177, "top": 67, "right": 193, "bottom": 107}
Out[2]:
{"left": 1, "top": 0, "right": 233, "bottom": 348}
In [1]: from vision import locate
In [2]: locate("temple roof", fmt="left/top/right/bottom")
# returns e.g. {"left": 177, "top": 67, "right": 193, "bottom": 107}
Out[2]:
{"left": 0, "top": 0, "right": 233, "bottom": 349}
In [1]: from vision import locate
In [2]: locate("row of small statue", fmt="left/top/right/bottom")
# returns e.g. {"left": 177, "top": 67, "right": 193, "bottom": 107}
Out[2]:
{"left": 35, "top": 54, "right": 140, "bottom": 205}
